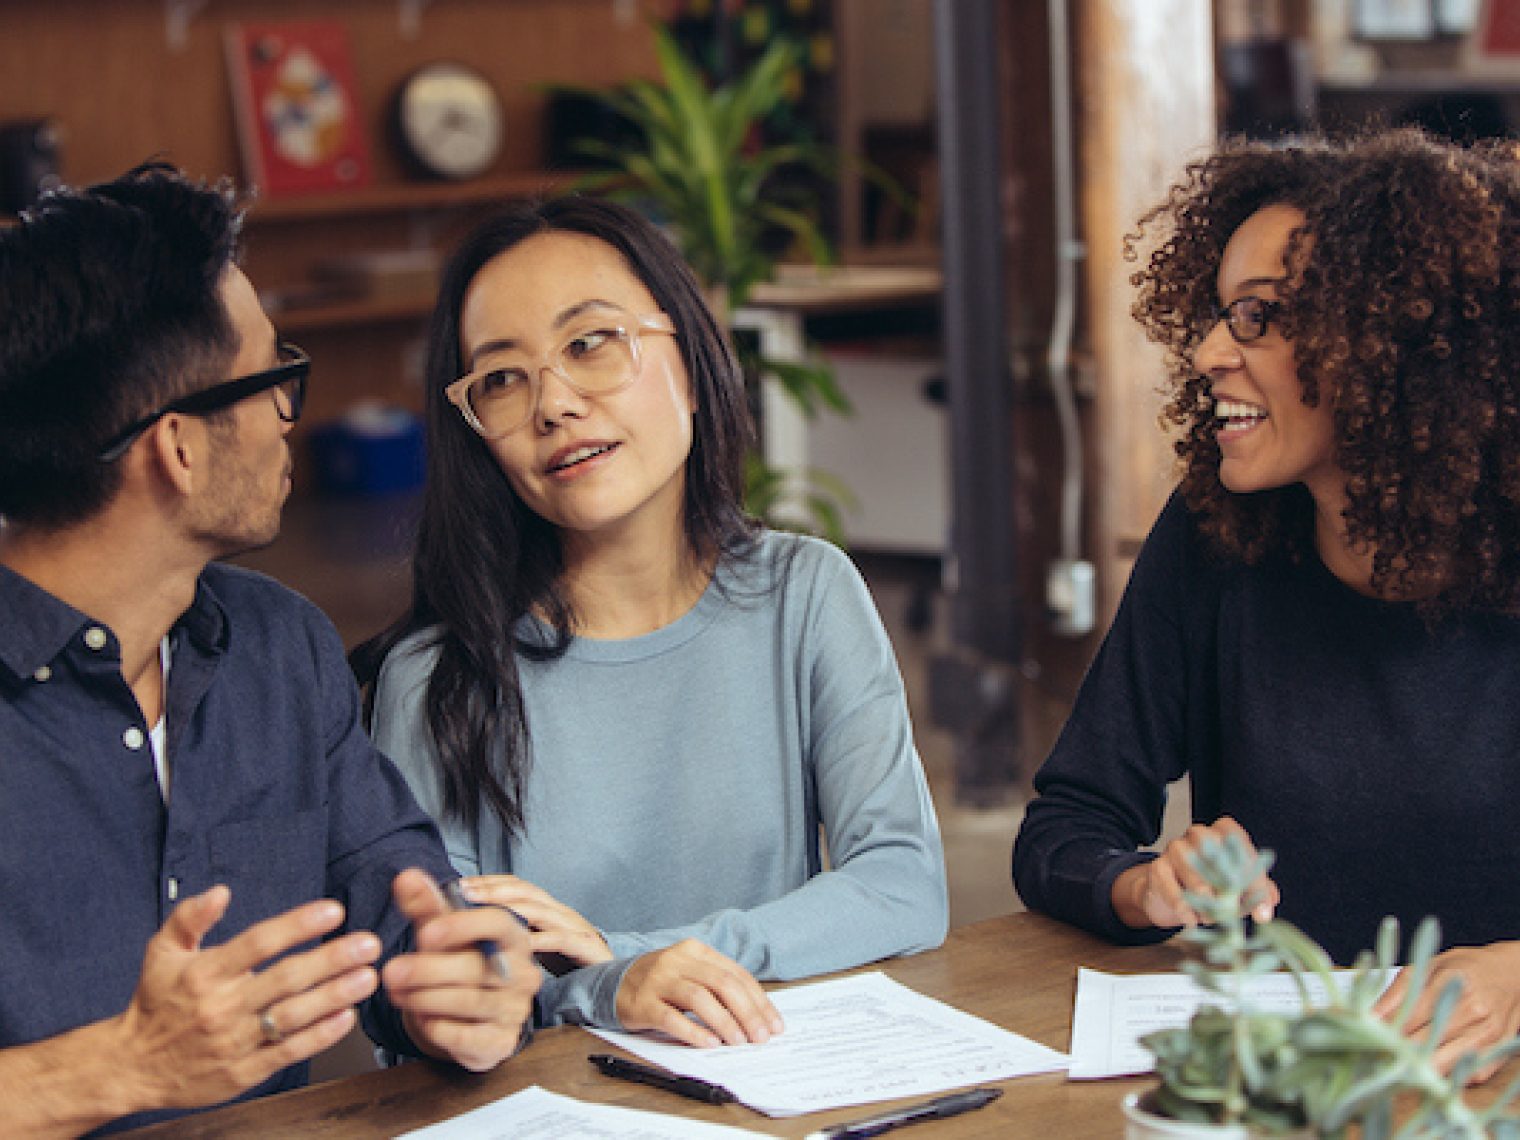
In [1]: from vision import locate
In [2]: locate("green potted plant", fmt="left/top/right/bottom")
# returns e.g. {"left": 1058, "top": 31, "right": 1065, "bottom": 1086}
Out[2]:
{"left": 1125, "top": 835, "right": 1520, "bottom": 1139}
{"left": 562, "top": 24, "right": 834, "bottom": 313}
{"left": 557, "top": 23, "right": 874, "bottom": 539}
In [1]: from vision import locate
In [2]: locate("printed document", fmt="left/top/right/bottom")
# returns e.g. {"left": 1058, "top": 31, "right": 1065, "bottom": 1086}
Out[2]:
{"left": 590, "top": 971, "right": 1068, "bottom": 1117}
{"left": 395, "top": 1085, "right": 767, "bottom": 1138}
{"left": 1068, "top": 967, "right": 1391, "bottom": 1079}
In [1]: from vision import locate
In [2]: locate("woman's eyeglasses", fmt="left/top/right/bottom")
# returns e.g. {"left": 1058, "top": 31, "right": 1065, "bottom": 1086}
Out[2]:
{"left": 97, "top": 341, "right": 310, "bottom": 462}
{"left": 1215, "top": 296, "right": 1283, "bottom": 345}
{"left": 446, "top": 311, "right": 676, "bottom": 440}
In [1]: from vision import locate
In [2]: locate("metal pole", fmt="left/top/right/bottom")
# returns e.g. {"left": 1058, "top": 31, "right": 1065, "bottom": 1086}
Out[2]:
{"left": 929, "top": 0, "right": 1022, "bottom": 803}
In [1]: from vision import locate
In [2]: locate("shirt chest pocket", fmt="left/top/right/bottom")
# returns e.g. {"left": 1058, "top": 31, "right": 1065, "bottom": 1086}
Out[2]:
{"left": 209, "top": 808, "right": 328, "bottom": 937}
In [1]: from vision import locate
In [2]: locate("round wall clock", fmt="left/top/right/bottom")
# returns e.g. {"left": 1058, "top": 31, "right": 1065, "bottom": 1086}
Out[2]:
{"left": 393, "top": 62, "right": 504, "bottom": 180}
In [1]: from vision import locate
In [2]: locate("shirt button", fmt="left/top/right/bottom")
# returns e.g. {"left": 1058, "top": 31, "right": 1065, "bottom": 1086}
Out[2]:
{"left": 167, "top": 877, "right": 180, "bottom": 901}
{"left": 123, "top": 726, "right": 145, "bottom": 750}
{"left": 83, "top": 627, "right": 108, "bottom": 651}
{"left": 32, "top": 665, "right": 52, "bottom": 683}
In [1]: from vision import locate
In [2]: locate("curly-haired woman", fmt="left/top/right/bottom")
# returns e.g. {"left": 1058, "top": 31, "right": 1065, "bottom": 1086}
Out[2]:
{"left": 1013, "top": 129, "right": 1520, "bottom": 1070}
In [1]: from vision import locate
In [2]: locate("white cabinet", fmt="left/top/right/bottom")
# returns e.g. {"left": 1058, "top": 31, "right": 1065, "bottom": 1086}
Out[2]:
{"left": 809, "top": 351, "right": 948, "bottom": 554}
{"left": 733, "top": 265, "right": 946, "bottom": 555}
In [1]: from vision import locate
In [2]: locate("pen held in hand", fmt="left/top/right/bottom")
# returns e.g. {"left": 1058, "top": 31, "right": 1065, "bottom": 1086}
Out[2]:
{"left": 440, "top": 877, "right": 514, "bottom": 983}
{"left": 805, "top": 1087, "right": 1003, "bottom": 1140}
{"left": 589, "top": 1053, "right": 737, "bottom": 1105}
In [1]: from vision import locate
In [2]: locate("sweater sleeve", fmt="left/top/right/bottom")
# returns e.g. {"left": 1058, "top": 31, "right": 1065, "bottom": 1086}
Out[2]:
{"left": 370, "top": 637, "right": 628, "bottom": 1032}
{"left": 370, "top": 638, "right": 487, "bottom": 881}
{"left": 1012, "top": 492, "right": 1201, "bottom": 944}
{"left": 530, "top": 958, "right": 635, "bottom": 1030}
{"left": 597, "top": 544, "right": 949, "bottom": 982}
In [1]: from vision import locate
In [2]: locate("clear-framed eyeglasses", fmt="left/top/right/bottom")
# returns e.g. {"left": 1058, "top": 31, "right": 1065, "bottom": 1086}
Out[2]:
{"left": 445, "top": 310, "right": 678, "bottom": 440}
{"left": 1215, "top": 296, "right": 1283, "bottom": 345}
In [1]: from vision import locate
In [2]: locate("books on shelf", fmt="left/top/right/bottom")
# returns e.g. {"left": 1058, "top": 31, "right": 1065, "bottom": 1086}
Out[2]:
{"left": 224, "top": 20, "right": 372, "bottom": 198}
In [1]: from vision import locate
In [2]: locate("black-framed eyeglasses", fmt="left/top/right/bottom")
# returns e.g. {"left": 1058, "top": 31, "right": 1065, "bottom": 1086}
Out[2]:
{"left": 1215, "top": 296, "right": 1283, "bottom": 345}
{"left": 97, "top": 341, "right": 310, "bottom": 463}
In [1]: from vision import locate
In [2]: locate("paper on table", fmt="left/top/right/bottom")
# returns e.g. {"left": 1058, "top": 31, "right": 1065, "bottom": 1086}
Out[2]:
{"left": 394, "top": 1084, "right": 768, "bottom": 1138}
{"left": 1068, "top": 967, "right": 1392, "bottom": 1080}
{"left": 590, "top": 971, "right": 1068, "bottom": 1117}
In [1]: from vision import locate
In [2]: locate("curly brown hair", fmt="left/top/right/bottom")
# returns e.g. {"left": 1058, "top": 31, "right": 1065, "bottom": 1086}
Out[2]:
{"left": 1128, "top": 128, "right": 1520, "bottom": 617}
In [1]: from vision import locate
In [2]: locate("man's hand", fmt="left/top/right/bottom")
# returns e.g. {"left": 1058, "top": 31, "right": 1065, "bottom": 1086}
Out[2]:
{"left": 616, "top": 940, "right": 784, "bottom": 1048}
{"left": 0, "top": 885, "right": 381, "bottom": 1138}
{"left": 461, "top": 874, "right": 613, "bottom": 967}
{"left": 1111, "top": 817, "right": 1280, "bottom": 930}
{"left": 1373, "top": 940, "right": 1520, "bottom": 1084}
{"left": 382, "top": 869, "right": 539, "bottom": 1073}
{"left": 118, "top": 885, "right": 381, "bottom": 1109}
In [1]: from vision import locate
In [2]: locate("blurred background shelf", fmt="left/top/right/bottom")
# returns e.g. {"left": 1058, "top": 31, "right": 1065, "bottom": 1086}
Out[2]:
{"left": 245, "top": 170, "right": 575, "bottom": 222}
{"left": 269, "top": 294, "right": 434, "bottom": 334}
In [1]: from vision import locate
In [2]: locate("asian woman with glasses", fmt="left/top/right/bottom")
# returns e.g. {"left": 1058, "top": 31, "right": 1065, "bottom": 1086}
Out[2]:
{"left": 351, "top": 196, "right": 947, "bottom": 1048}
{"left": 1013, "top": 129, "right": 1520, "bottom": 1074}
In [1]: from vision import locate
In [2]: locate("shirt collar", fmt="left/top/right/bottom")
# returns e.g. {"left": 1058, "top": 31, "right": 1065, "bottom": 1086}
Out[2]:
{"left": 0, "top": 562, "right": 229, "bottom": 680}
{"left": 183, "top": 569, "right": 231, "bottom": 655}
{"left": 0, "top": 563, "right": 94, "bottom": 680}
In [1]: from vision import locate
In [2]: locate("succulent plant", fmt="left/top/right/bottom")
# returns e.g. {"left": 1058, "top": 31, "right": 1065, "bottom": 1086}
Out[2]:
{"left": 1140, "top": 834, "right": 1520, "bottom": 1138}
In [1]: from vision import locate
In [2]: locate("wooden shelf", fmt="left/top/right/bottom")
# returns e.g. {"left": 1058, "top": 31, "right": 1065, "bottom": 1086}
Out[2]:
{"left": 744, "top": 264, "right": 942, "bottom": 315}
{"left": 1318, "top": 69, "right": 1520, "bottom": 95}
{"left": 246, "top": 171, "right": 578, "bottom": 224}
{"left": 272, "top": 294, "right": 435, "bottom": 334}
{"left": 249, "top": 170, "right": 585, "bottom": 336}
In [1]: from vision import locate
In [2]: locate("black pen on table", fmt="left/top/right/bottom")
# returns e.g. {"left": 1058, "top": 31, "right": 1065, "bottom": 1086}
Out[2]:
{"left": 804, "top": 1088, "right": 1002, "bottom": 1140}
{"left": 440, "top": 877, "right": 514, "bottom": 982}
{"left": 589, "top": 1053, "right": 737, "bottom": 1105}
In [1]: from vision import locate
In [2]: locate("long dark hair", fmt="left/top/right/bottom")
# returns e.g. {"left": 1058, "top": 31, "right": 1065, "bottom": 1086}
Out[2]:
{"left": 352, "top": 196, "right": 758, "bottom": 833}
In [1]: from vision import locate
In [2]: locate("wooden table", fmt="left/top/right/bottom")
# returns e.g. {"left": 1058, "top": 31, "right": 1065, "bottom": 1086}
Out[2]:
{"left": 127, "top": 912, "right": 1183, "bottom": 1138}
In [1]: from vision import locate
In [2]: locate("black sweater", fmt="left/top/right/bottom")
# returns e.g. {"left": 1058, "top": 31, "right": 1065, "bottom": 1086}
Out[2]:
{"left": 1013, "top": 491, "right": 1520, "bottom": 964}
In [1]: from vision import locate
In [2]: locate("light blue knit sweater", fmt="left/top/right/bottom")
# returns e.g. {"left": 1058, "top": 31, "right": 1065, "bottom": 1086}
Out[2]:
{"left": 372, "top": 530, "right": 948, "bottom": 1028}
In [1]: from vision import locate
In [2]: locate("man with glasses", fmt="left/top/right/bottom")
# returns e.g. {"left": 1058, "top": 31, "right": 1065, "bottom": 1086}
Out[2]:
{"left": 0, "top": 163, "right": 537, "bottom": 1136}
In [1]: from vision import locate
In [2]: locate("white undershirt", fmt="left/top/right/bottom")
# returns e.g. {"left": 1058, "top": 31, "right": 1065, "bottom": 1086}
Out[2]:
{"left": 149, "top": 635, "right": 171, "bottom": 801}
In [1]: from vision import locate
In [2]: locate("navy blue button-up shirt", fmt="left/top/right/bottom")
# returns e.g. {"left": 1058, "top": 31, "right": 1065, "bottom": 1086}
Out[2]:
{"left": 0, "top": 559, "right": 456, "bottom": 1134}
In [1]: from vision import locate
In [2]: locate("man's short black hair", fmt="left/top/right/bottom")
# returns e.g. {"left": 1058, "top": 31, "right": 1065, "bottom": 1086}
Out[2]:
{"left": 0, "top": 161, "right": 244, "bottom": 527}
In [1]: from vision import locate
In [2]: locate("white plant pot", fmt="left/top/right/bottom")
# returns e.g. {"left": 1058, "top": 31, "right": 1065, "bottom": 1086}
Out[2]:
{"left": 1123, "top": 1094, "right": 1250, "bottom": 1139}
{"left": 1122, "top": 1092, "right": 1313, "bottom": 1139}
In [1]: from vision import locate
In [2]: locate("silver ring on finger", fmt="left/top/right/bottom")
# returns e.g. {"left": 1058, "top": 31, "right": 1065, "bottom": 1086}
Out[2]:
{"left": 259, "top": 1008, "right": 285, "bottom": 1046}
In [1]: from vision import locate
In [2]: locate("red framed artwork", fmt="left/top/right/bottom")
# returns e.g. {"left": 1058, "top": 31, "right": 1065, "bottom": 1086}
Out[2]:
{"left": 224, "top": 21, "right": 372, "bottom": 197}
{"left": 1470, "top": 0, "right": 1520, "bottom": 69}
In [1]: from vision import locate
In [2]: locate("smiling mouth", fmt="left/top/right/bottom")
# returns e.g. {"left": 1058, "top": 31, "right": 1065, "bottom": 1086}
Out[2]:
{"left": 1215, "top": 398, "right": 1268, "bottom": 435}
{"left": 548, "top": 443, "right": 617, "bottom": 473}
